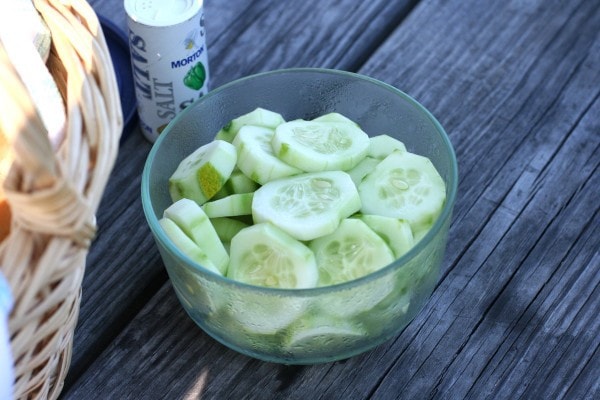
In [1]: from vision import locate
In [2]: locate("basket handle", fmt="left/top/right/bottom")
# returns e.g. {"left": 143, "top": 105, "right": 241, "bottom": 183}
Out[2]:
{"left": 0, "top": 42, "right": 96, "bottom": 246}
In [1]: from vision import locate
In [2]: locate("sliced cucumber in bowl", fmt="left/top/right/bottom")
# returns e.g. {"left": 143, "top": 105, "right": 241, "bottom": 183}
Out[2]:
{"left": 309, "top": 218, "right": 395, "bottom": 287}
{"left": 227, "top": 223, "right": 319, "bottom": 289}
{"left": 358, "top": 150, "right": 446, "bottom": 234}
{"left": 233, "top": 125, "right": 302, "bottom": 185}
{"left": 158, "top": 106, "right": 450, "bottom": 362}
{"left": 221, "top": 289, "right": 309, "bottom": 336}
{"left": 168, "top": 139, "right": 237, "bottom": 205}
{"left": 282, "top": 313, "right": 369, "bottom": 358}
{"left": 252, "top": 171, "right": 361, "bottom": 241}
{"left": 272, "top": 119, "right": 370, "bottom": 172}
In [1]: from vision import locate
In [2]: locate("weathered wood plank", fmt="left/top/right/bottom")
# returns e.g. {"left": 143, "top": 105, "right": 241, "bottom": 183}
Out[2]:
{"left": 358, "top": 0, "right": 600, "bottom": 398}
{"left": 64, "top": 0, "right": 600, "bottom": 398}
{"left": 65, "top": 132, "right": 164, "bottom": 386}
{"left": 207, "top": 0, "right": 419, "bottom": 86}
{"left": 454, "top": 105, "right": 600, "bottom": 400}
{"left": 358, "top": 3, "right": 600, "bottom": 398}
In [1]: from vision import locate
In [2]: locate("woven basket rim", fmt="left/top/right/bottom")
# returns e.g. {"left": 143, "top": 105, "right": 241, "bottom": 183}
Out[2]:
{"left": 0, "top": 0, "right": 123, "bottom": 398}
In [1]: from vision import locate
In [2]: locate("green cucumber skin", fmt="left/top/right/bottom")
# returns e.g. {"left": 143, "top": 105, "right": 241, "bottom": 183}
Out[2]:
{"left": 278, "top": 143, "right": 290, "bottom": 159}
{"left": 168, "top": 140, "right": 237, "bottom": 205}
{"left": 163, "top": 198, "right": 230, "bottom": 274}
{"left": 368, "top": 134, "right": 407, "bottom": 159}
{"left": 215, "top": 108, "right": 286, "bottom": 143}
{"left": 272, "top": 120, "right": 371, "bottom": 172}
{"left": 202, "top": 193, "right": 254, "bottom": 218}
{"left": 234, "top": 125, "right": 302, "bottom": 185}
{"left": 210, "top": 217, "right": 249, "bottom": 243}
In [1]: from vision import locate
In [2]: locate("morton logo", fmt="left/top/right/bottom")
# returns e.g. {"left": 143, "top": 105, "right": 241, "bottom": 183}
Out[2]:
{"left": 171, "top": 47, "right": 205, "bottom": 69}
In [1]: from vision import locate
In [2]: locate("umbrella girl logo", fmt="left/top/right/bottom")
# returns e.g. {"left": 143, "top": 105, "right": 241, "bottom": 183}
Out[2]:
{"left": 178, "top": 18, "right": 208, "bottom": 92}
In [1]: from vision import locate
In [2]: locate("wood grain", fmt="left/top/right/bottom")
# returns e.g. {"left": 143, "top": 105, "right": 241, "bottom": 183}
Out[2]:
{"left": 62, "top": 0, "right": 599, "bottom": 398}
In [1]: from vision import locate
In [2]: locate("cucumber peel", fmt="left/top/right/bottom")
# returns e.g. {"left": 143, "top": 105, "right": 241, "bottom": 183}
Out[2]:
{"left": 158, "top": 218, "right": 222, "bottom": 276}
{"left": 169, "top": 140, "right": 237, "bottom": 205}
{"left": 368, "top": 134, "right": 407, "bottom": 159}
{"left": 233, "top": 125, "right": 302, "bottom": 185}
{"left": 272, "top": 119, "right": 370, "bottom": 172}
{"left": 215, "top": 107, "right": 286, "bottom": 143}
{"left": 164, "top": 198, "right": 229, "bottom": 274}
{"left": 201, "top": 192, "right": 254, "bottom": 218}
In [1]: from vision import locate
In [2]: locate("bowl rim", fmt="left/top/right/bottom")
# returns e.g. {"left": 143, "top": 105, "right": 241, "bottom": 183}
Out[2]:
{"left": 141, "top": 67, "right": 458, "bottom": 295}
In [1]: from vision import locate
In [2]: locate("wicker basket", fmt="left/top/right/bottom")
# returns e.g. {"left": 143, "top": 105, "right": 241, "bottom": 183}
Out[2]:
{"left": 0, "top": 0, "right": 122, "bottom": 398}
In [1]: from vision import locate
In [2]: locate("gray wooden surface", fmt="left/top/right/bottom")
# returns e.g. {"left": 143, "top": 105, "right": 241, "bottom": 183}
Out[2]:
{"left": 61, "top": 0, "right": 599, "bottom": 398}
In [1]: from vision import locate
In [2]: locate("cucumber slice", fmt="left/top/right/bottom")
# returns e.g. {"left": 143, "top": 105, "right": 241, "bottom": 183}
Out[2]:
{"left": 168, "top": 260, "right": 225, "bottom": 318}
{"left": 169, "top": 140, "right": 237, "bottom": 205}
{"left": 163, "top": 198, "right": 229, "bottom": 274}
{"left": 412, "top": 223, "right": 432, "bottom": 245}
{"left": 355, "top": 214, "right": 414, "bottom": 259}
{"left": 309, "top": 218, "right": 395, "bottom": 286}
{"left": 317, "top": 276, "right": 396, "bottom": 318}
{"left": 359, "top": 290, "right": 412, "bottom": 336}
{"left": 311, "top": 112, "right": 359, "bottom": 127}
{"left": 201, "top": 193, "right": 254, "bottom": 218}
{"left": 211, "top": 168, "right": 260, "bottom": 200}
{"left": 284, "top": 315, "right": 367, "bottom": 356}
{"left": 158, "top": 218, "right": 222, "bottom": 276}
{"left": 210, "top": 217, "right": 249, "bottom": 243}
{"left": 368, "top": 134, "right": 407, "bottom": 159}
{"left": 233, "top": 125, "right": 302, "bottom": 185}
{"left": 346, "top": 156, "right": 380, "bottom": 186}
{"left": 224, "top": 293, "right": 308, "bottom": 335}
{"left": 215, "top": 107, "right": 286, "bottom": 142}
{"left": 272, "top": 119, "right": 370, "bottom": 172}
{"left": 252, "top": 171, "right": 362, "bottom": 241}
{"left": 223, "top": 169, "right": 260, "bottom": 194}
{"left": 358, "top": 150, "right": 446, "bottom": 232}
{"left": 227, "top": 223, "right": 319, "bottom": 289}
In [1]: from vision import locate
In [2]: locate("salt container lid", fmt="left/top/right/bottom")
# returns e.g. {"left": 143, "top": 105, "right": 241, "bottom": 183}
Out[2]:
{"left": 124, "top": 0, "right": 203, "bottom": 27}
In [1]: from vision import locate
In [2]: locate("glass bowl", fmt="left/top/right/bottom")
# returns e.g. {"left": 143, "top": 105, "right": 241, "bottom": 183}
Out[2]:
{"left": 141, "top": 68, "right": 458, "bottom": 364}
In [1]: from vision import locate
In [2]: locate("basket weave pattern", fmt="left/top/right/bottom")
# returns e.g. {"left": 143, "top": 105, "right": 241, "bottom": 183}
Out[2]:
{"left": 0, "top": 0, "right": 122, "bottom": 398}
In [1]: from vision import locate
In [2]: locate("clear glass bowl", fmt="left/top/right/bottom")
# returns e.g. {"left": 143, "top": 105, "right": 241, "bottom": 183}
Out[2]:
{"left": 141, "top": 68, "right": 458, "bottom": 364}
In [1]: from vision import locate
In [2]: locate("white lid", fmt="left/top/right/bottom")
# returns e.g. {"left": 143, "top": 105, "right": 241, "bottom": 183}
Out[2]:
{"left": 124, "top": 0, "right": 202, "bottom": 27}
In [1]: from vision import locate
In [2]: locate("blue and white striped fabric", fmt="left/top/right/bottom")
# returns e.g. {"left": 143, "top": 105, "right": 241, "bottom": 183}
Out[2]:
{"left": 0, "top": 271, "right": 13, "bottom": 399}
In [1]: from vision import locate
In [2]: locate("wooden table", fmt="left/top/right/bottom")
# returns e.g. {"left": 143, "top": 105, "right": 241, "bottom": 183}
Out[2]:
{"left": 61, "top": 0, "right": 599, "bottom": 398}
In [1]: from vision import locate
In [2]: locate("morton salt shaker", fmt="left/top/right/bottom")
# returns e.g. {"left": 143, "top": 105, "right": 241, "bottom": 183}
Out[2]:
{"left": 125, "top": 0, "right": 210, "bottom": 142}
